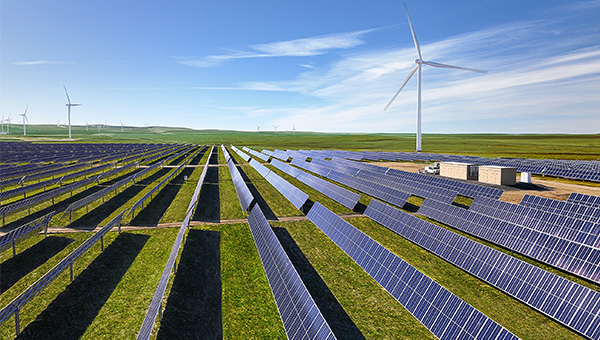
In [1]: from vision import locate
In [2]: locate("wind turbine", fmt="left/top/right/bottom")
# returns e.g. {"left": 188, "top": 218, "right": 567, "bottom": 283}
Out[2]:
{"left": 86, "top": 121, "right": 88, "bottom": 131}
{"left": 20, "top": 105, "right": 29, "bottom": 136}
{"left": 292, "top": 125, "right": 297, "bottom": 135}
{"left": 256, "top": 125, "right": 261, "bottom": 132}
{"left": 64, "top": 85, "right": 81, "bottom": 139}
{"left": 6, "top": 112, "right": 11, "bottom": 134}
{"left": 120, "top": 121, "right": 123, "bottom": 132}
{"left": 273, "top": 125, "right": 278, "bottom": 132}
{"left": 384, "top": 3, "right": 486, "bottom": 151}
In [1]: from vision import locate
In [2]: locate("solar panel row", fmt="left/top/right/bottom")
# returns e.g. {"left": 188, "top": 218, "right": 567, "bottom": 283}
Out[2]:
{"left": 247, "top": 205, "right": 336, "bottom": 340}
{"left": 246, "top": 148, "right": 270, "bottom": 162}
{"left": 0, "top": 210, "right": 125, "bottom": 333}
{"left": 227, "top": 156, "right": 254, "bottom": 212}
{"left": 470, "top": 196, "right": 600, "bottom": 249}
{"left": 270, "top": 158, "right": 302, "bottom": 178}
{"left": 520, "top": 194, "right": 600, "bottom": 222}
{"left": 249, "top": 158, "right": 272, "bottom": 178}
{"left": 296, "top": 172, "right": 360, "bottom": 210}
{"left": 419, "top": 199, "right": 600, "bottom": 283}
{"left": 264, "top": 171, "right": 309, "bottom": 210}
{"left": 290, "top": 158, "right": 332, "bottom": 177}
{"left": 137, "top": 147, "right": 212, "bottom": 340}
{"left": 326, "top": 170, "right": 410, "bottom": 209}
{"left": 365, "top": 199, "right": 600, "bottom": 339}
{"left": 568, "top": 192, "right": 600, "bottom": 209}
{"left": 306, "top": 202, "right": 518, "bottom": 340}
{"left": 0, "top": 212, "right": 55, "bottom": 253}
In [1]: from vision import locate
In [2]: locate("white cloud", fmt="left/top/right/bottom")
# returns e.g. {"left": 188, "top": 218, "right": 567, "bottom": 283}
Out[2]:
{"left": 11, "top": 60, "right": 73, "bottom": 65}
{"left": 175, "top": 29, "right": 374, "bottom": 68}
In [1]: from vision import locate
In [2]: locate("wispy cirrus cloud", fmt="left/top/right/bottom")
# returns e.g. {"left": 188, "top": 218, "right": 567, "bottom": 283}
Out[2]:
{"left": 11, "top": 60, "right": 73, "bottom": 65}
{"left": 175, "top": 29, "right": 376, "bottom": 67}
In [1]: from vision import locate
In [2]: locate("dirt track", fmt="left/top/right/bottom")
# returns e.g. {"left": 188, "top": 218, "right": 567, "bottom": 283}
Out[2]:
{"left": 372, "top": 162, "right": 600, "bottom": 204}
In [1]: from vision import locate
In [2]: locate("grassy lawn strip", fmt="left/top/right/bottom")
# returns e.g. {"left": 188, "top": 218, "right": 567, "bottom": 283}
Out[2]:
{"left": 278, "top": 220, "right": 435, "bottom": 340}
{"left": 347, "top": 216, "right": 583, "bottom": 340}
{"left": 159, "top": 166, "right": 203, "bottom": 223}
{"left": 219, "top": 165, "right": 247, "bottom": 220}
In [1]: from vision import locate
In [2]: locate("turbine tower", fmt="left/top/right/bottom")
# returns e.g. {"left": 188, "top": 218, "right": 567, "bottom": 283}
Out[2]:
{"left": 273, "top": 125, "right": 278, "bottom": 132}
{"left": 120, "top": 121, "right": 124, "bottom": 132}
{"left": 292, "top": 125, "right": 296, "bottom": 135}
{"left": 64, "top": 85, "right": 81, "bottom": 139}
{"left": 257, "top": 125, "right": 260, "bottom": 132}
{"left": 384, "top": 3, "right": 486, "bottom": 151}
{"left": 6, "top": 112, "right": 11, "bottom": 134}
{"left": 20, "top": 105, "right": 29, "bottom": 136}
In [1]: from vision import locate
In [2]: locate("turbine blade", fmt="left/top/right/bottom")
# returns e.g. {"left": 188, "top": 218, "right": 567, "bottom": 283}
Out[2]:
{"left": 63, "top": 85, "right": 72, "bottom": 104}
{"left": 403, "top": 2, "right": 422, "bottom": 60}
{"left": 384, "top": 65, "right": 418, "bottom": 111}
{"left": 423, "top": 61, "right": 487, "bottom": 73}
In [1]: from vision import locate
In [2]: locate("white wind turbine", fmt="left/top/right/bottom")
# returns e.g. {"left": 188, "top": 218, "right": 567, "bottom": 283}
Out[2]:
{"left": 384, "top": 3, "right": 486, "bottom": 151}
{"left": 64, "top": 85, "right": 81, "bottom": 139}
{"left": 292, "top": 125, "right": 296, "bottom": 135}
{"left": 7, "top": 113, "right": 11, "bottom": 134}
{"left": 273, "top": 125, "right": 278, "bottom": 132}
{"left": 20, "top": 105, "right": 29, "bottom": 136}
{"left": 256, "top": 125, "right": 261, "bottom": 132}
{"left": 120, "top": 121, "right": 124, "bottom": 132}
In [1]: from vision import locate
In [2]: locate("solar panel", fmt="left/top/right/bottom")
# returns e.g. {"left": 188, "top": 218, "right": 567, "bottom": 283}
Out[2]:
{"left": 364, "top": 199, "right": 600, "bottom": 339}
{"left": 419, "top": 199, "right": 600, "bottom": 283}
{"left": 326, "top": 170, "right": 410, "bottom": 209}
{"left": 270, "top": 158, "right": 302, "bottom": 178}
{"left": 568, "top": 193, "right": 600, "bottom": 208}
{"left": 228, "top": 159, "right": 254, "bottom": 212}
{"left": 306, "top": 202, "right": 518, "bottom": 340}
{"left": 0, "top": 212, "right": 55, "bottom": 253}
{"left": 290, "top": 158, "right": 332, "bottom": 177}
{"left": 295, "top": 171, "right": 360, "bottom": 210}
{"left": 247, "top": 205, "right": 336, "bottom": 340}
{"left": 520, "top": 195, "right": 600, "bottom": 222}
{"left": 249, "top": 158, "right": 272, "bottom": 178}
{"left": 470, "top": 196, "right": 600, "bottom": 249}
{"left": 245, "top": 147, "right": 270, "bottom": 162}
{"left": 264, "top": 171, "right": 309, "bottom": 210}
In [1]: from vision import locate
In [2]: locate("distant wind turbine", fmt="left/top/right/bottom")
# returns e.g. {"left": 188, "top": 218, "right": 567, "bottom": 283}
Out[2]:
{"left": 86, "top": 121, "right": 88, "bottom": 131}
{"left": 273, "top": 125, "right": 278, "bottom": 132}
{"left": 257, "top": 125, "right": 261, "bottom": 132}
{"left": 6, "top": 112, "right": 11, "bottom": 134}
{"left": 292, "top": 125, "right": 296, "bottom": 135}
{"left": 120, "top": 121, "right": 124, "bottom": 132}
{"left": 20, "top": 105, "right": 29, "bottom": 136}
{"left": 384, "top": 2, "right": 486, "bottom": 152}
{"left": 64, "top": 85, "right": 81, "bottom": 139}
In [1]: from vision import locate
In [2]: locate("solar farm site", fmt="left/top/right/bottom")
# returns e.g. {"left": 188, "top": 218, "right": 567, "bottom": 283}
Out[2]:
{"left": 1, "top": 137, "right": 600, "bottom": 340}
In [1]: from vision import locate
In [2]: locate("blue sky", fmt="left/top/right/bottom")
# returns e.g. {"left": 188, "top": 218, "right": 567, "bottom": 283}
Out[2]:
{"left": 1, "top": 0, "right": 599, "bottom": 133}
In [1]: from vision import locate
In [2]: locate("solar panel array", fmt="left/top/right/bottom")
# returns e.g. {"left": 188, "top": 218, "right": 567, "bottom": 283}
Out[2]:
{"left": 306, "top": 202, "right": 518, "bottom": 340}
{"left": 129, "top": 147, "right": 204, "bottom": 217}
{"left": 568, "top": 192, "right": 600, "bottom": 208}
{"left": 246, "top": 148, "right": 270, "bottom": 162}
{"left": 231, "top": 145, "right": 252, "bottom": 162}
{"left": 137, "top": 146, "right": 212, "bottom": 340}
{"left": 0, "top": 211, "right": 125, "bottom": 331}
{"left": 248, "top": 159, "right": 309, "bottom": 210}
{"left": 290, "top": 158, "right": 332, "bottom": 177}
{"left": 470, "top": 196, "right": 600, "bottom": 249}
{"left": 0, "top": 212, "right": 55, "bottom": 253}
{"left": 520, "top": 194, "right": 600, "bottom": 222}
{"left": 419, "top": 199, "right": 600, "bottom": 283}
{"left": 225, "top": 149, "right": 254, "bottom": 212}
{"left": 247, "top": 205, "right": 336, "bottom": 340}
{"left": 249, "top": 158, "right": 272, "bottom": 178}
{"left": 327, "top": 170, "right": 410, "bottom": 209}
{"left": 293, "top": 149, "right": 600, "bottom": 183}
{"left": 365, "top": 199, "right": 600, "bottom": 339}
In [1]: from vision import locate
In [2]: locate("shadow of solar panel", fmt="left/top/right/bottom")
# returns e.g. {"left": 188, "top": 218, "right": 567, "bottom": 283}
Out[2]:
{"left": 296, "top": 172, "right": 360, "bottom": 210}
{"left": 306, "top": 202, "right": 517, "bottom": 340}
{"left": 365, "top": 199, "right": 600, "bottom": 339}
{"left": 0, "top": 210, "right": 125, "bottom": 326}
{"left": 247, "top": 205, "right": 336, "bottom": 340}
{"left": 419, "top": 199, "right": 600, "bottom": 283}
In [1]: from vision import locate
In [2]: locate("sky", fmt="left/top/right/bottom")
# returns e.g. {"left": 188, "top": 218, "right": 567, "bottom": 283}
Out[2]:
{"left": 1, "top": 0, "right": 599, "bottom": 134}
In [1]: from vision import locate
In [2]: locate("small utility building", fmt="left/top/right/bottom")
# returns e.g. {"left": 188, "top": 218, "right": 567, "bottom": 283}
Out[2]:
{"left": 479, "top": 166, "right": 517, "bottom": 186}
{"left": 439, "top": 162, "right": 479, "bottom": 180}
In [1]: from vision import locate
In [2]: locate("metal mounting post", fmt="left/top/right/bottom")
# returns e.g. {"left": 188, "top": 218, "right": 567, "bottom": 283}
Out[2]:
{"left": 70, "top": 263, "right": 74, "bottom": 281}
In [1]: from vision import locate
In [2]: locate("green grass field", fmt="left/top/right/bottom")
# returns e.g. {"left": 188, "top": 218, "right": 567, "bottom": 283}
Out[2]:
{"left": 1, "top": 127, "right": 598, "bottom": 339}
